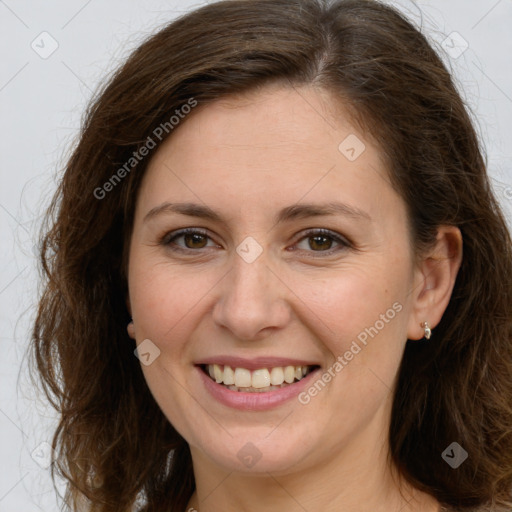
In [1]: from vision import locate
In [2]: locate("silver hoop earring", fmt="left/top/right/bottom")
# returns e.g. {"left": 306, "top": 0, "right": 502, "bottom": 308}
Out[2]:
{"left": 421, "top": 321, "right": 431, "bottom": 340}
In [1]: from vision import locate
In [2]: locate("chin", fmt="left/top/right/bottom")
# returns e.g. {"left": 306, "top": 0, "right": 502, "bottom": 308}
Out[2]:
{"left": 190, "top": 425, "right": 317, "bottom": 475}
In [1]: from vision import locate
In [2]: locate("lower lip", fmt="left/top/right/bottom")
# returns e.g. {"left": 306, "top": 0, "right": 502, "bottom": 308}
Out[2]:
{"left": 196, "top": 366, "right": 321, "bottom": 411}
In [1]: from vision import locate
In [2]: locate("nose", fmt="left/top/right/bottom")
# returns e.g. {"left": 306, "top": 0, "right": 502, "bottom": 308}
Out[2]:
{"left": 211, "top": 248, "right": 291, "bottom": 341}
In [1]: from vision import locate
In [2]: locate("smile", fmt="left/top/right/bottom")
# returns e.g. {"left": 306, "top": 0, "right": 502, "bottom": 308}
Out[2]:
{"left": 202, "top": 364, "right": 317, "bottom": 392}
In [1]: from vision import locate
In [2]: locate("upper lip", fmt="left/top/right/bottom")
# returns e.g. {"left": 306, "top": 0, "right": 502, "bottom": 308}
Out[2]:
{"left": 195, "top": 356, "right": 320, "bottom": 371}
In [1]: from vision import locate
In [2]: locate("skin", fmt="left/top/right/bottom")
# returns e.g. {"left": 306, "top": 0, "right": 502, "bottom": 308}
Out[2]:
{"left": 127, "top": 83, "right": 462, "bottom": 512}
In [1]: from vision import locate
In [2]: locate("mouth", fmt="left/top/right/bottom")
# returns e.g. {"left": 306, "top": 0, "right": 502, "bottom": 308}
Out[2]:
{"left": 199, "top": 363, "right": 320, "bottom": 393}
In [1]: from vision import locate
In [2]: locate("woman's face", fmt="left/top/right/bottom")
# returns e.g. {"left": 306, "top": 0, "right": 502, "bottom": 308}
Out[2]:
{"left": 127, "top": 84, "right": 423, "bottom": 475}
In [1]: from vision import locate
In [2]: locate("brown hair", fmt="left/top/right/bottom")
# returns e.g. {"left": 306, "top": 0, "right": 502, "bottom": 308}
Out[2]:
{"left": 31, "top": 0, "right": 512, "bottom": 510}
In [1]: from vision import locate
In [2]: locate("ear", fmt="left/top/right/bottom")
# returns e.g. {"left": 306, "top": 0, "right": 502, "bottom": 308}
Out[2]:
{"left": 126, "top": 295, "right": 136, "bottom": 339}
{"left": 127, "top": 321, "right": 136, "bottom": 339}
{"left": 407, "top": 226, "right": 463, "bottom": 340}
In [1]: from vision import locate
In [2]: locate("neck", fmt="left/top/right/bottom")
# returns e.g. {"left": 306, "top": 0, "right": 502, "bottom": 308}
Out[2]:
{"left": 185, "top": 405, "right": 440, "bottom": 512}
{"left": 186, "top": 460, "right": 440, "bottom": 512}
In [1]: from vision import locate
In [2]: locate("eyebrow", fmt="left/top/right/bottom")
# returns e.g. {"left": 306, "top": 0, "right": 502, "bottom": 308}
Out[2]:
{"left": 143, "top": 201, "right": 372, "bottom": 224}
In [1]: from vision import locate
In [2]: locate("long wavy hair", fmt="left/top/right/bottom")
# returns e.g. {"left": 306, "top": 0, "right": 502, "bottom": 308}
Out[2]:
{"left": 31, "top": 0, "right": 512, "bottom": 510}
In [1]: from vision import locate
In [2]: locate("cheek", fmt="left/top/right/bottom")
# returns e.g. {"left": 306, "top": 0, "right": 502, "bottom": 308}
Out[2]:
{"left": 127, "top": 259, "right": 216, "bottom": 415}
{"left": 299, "top": 268, "right": 406, "bottom": 334}
{"left": 288, "top": 264, "right": 410, "bottom": 381}
{"left": 127, "top": 257, "right": 212, "bottom": 434}
{"left": 288, "top": 271, "right": 409, "bottom": 438}
{"left": 128, "top": 256, "right": 214, "bottom": 342}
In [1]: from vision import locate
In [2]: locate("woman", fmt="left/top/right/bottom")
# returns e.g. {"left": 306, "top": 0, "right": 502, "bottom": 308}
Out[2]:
{"left": 31, "top": 0, "right": 512, "bottom": 511}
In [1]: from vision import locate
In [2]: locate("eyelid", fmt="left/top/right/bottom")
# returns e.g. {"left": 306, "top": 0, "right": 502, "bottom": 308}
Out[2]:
{"left": 160, "top": 227, "right": 217, "bottom": 249}
{"left": 291, "top": 228, "right": 352, "bottom": 255}
{"left": 160, "top": 227, "right": 352, "bottom": 255}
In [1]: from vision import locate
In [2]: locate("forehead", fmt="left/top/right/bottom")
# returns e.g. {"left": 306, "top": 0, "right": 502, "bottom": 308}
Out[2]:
{"left": 137, "top": 84, "right": 397, "bottom": 223}
{"left": 162, "top": 84, "right": 367, "bottom": 166}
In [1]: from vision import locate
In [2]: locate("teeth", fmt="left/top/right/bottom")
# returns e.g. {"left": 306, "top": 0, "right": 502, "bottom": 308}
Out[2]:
{"left": 284, "top": 366, "right": 295, "bottom": 384}
{"left": 234, "top": 368, "right": 252, "bottom": 387}
{"left": 214, "top": 364, "right": 223, "bottom": 383}
{"left": 270, "top": 367, "right": 284, "bottom": 385}
{"left": 223, "top": 365, "right": 235, "bottom": 385}
{"left": 227, "top": 383, "right": 288, "bottom": 392}
{"left": 252, "top": 369, "right": 271, "bottom": 388}
{"left": 205, "top": 364, "right": 314, "bottom": 390}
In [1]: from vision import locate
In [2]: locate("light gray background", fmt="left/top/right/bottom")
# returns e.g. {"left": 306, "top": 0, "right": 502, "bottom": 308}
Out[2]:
{"left": 0, "top": 0, "right": 511, "bottom": 510}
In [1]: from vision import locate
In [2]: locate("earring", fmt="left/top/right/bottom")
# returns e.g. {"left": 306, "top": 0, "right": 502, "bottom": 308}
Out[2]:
{"left": 127, "top": 320, "right": 136, "bottom": 339}
{"left": 421, "top": 321, "right": 431, "bottom": 340}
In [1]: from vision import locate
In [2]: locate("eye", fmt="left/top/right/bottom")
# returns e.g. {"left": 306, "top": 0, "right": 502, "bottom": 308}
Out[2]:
{"left": 160, "top": 227, "right": 351, "bottom": 256}
{"left": 292, "top": 229, "right": 351, "bottom": 255}
{"left": 161, "top": 228, "right": 219, "bottom": 252}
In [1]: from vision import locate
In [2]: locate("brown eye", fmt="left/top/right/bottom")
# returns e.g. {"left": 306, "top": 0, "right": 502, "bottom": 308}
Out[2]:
{"left": 294, "top": 229, "right": 350, "bottom": 255}
{"left": 308, "top": 234, "right": 334, "bottom": 251}
{"left": 183, "top": 232, "right": 208, "bottom": 249}
{"left": 162, "top": 228, "right": 217, "bottom": 252}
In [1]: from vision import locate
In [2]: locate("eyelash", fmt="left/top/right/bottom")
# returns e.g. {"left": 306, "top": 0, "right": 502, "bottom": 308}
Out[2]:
{"left": 160, "top": 227, "right": 352, "bottom": 257}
